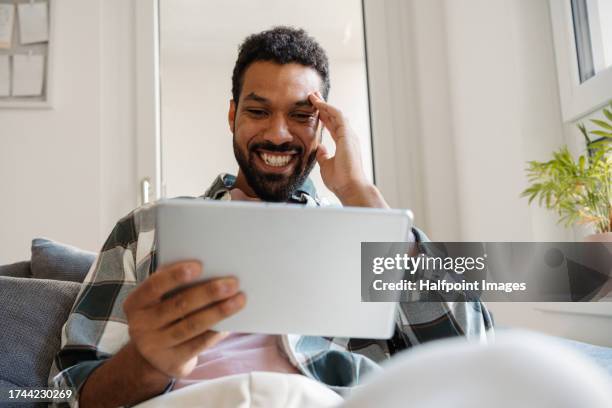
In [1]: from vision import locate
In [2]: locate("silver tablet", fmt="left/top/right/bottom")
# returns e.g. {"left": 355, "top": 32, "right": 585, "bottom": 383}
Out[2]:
{"left": 156, "top": 199, "right": 413, "bottom": 339}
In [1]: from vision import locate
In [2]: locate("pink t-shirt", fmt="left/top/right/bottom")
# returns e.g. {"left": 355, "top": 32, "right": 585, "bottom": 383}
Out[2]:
{"left": 172, "top": 333, "right": 299, "bottom": 390}
{"left": 173, "top": 188, "right": 299, "bottom": 391}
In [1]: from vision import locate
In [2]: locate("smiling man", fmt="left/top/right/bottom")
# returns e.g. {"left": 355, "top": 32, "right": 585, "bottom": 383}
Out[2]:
{"left": 231, "top": 64, "right": 321, "bottom": 202}
{"left": 229, "top": 38, "right": 384, "bottom": 207}
{"left": 49, "top": 27, "right": 493, "bottom": 408}
{"left": 231, "top": 65, "right": 321, "bottom": 202}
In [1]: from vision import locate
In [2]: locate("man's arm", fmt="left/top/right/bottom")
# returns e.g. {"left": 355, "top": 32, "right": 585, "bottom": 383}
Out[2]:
{"left": 78, "top": 341, "right": 170, "bottom": 408}
{"left": 334, "top": 182, "right": 389, "bottom": 209}
{"left": 49, "top": 206, "right": 245, "bottom": 408}
{"left": 307, "top": 93, "right": 493, "bottom": 346}
{"left": 79, "top": 261, "right": 245, "bottom": 408}
{"left": 308, "top": 92, "right": 389, "bottom": 210}
{"left": 393, "top": 227, "right": 494, "bottom": 349}
{"left": 48, "top": 210, "right": 145, "bottom": 407}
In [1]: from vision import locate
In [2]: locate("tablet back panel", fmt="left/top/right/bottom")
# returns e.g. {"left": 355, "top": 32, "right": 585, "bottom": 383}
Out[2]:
{"left": 156, "top": 200, "right": 412, "bottom": 339}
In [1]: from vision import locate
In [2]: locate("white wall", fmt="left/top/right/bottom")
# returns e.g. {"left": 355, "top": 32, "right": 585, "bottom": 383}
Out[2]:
{"left": 0, "top": 0, "right": 137, "bottom": 263}
{"left": 160, "top": 57, "right": 235, "bottom": 198}
{"left": 366, "top": 0, "right": 570, "bottom": 242}
{"left": 413, "top": 0, "right": 570, "bottom": 242}
{"left": 394, "top": 0, "right": 610, "bottom": 346}
{"left": 100, "top": 0, "right": 138, "bottom": 243}
{"left": 364, "top": 0, "right": 610, "bottom": 345}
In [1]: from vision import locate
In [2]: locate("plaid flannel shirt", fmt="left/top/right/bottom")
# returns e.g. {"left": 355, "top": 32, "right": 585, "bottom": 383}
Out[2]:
{"left": 49, "top": 173, "right": 494, "bottom": 407}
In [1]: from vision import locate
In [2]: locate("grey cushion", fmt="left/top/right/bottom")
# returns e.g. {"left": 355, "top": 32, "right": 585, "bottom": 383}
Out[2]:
{"left": 0, "top": 378, "right": 44, "bottom": 408}
{"left": 0, "top": 277, "right": 81, "bottom": 392}
{"left": 31, "top": 238, "right": 96, "bottom": 283}
{"left": 0, "top": 261, "right": 31, "bottom": 278}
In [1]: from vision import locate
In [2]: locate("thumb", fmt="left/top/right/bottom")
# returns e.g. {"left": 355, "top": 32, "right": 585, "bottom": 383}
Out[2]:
{"left": 316, "top": 144, "right": 332, "bottom": 165}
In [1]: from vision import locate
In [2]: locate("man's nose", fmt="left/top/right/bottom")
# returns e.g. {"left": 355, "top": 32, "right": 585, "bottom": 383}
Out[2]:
{"left": 263, "top": 114, "right": 293, "bottom": 145}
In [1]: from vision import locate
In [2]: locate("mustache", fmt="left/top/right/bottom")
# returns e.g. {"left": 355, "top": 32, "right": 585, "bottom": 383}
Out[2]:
{"left": 249, "top": 141, "right": 303, "bottom": 154}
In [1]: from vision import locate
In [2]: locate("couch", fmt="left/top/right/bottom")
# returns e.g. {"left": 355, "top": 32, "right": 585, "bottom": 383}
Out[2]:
{"left": 0, "top": 238, "right": 94, "bottom": 408}
{"left": 1, "top": 238, "right": 611, "bottom": 408}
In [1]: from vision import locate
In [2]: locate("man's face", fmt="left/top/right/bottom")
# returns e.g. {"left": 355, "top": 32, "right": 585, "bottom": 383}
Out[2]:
{"left": 229, "top": 61, "right": 323, "bottom": 201}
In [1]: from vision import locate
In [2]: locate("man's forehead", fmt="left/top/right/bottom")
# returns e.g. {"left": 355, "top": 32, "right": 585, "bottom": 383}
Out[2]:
{"left": 240, "top": 61, "right": 322, "bottom": 105}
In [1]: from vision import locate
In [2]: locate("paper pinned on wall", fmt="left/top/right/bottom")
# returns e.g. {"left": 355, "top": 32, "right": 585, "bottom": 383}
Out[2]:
{"left": 0, "top": 55, "right": 9, "bottom": 96}
{"left": 18, "top": 1, "right": 48, "bottom": 45}
{"left": 0, "top": 4, "right": 15, "bottom": 49}
{"left": 12, "top": 54, "right": 44, "bottom": 96}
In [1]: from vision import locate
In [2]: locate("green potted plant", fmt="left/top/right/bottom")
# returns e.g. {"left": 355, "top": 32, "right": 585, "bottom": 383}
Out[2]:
{"left": 521, "top": 102, "right": 612, "bottom": 241}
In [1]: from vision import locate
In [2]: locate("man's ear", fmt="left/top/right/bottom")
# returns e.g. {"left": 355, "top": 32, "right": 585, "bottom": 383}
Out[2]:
{"left": 228, "top": 99, "right": 236, "bottom": 133}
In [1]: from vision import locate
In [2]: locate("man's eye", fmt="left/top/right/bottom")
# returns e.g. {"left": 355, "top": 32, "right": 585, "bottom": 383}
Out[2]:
{"left": 292, "top": 113, "right": 315, "bottom": 122}
{"left": 247, "top": 109, "right": 267, "bottom": 118}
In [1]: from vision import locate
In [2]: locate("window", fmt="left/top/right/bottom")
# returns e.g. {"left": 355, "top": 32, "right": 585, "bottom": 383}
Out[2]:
{"left": 572, "top": 0, "right": 612, "bottom": 83}
{"left": 550, "top": 0, "right": 612, "bottom": 121}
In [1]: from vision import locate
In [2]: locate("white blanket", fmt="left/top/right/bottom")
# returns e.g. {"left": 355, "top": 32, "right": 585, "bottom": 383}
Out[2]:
{"left": 134, "top": 371, "right": 343, "bottom": 408}
{"left": 135, "top": 332, "right": 612, "bottom": 408}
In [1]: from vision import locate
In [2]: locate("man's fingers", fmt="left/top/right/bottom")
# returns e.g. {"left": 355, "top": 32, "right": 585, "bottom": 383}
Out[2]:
{"left": 148, "top": 277, "right": 240, "bottom": 329}
{"left": 124, "top": 261, "right": 202, "bottom": 311}
{"left": 308, "top": 92, "right": 343, "bottom": 118}
{"left": 308, "top": 93, "right": 346, "bottom": 141}
{"left": 316, "top": 109, "right": 340, "bottom": 140}
{"left": 159, "top": 292, "right": 246, "bottom": 347}
{"left": 316, "top": 144, "right": 332, "bottom": 164}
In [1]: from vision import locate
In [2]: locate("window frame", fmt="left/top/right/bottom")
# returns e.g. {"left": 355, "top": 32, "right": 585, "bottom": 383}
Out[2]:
{"left": 550, "top": 0, "right": 612, "bottom": 122}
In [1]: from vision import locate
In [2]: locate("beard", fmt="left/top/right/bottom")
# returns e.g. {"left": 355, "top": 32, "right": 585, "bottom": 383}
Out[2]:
{"left": 233, "top": 136, "right": 317, "bottom": 202}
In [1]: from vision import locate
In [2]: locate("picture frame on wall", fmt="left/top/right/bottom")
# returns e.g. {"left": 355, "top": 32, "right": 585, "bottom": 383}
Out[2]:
{"left": 0, "top": 0, "right": 54, "bottom": 109}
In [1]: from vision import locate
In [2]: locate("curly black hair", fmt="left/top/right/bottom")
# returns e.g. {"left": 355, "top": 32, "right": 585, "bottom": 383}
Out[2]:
{"left": 231, "top": 26, "right": 330, "bottom": 105}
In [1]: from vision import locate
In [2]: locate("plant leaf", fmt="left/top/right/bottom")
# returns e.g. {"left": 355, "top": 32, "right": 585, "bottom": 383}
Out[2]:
{"left": 590, "top": 130, "right": 612, "bottom": 138}
{"left": 590, "top": 119, "right": 612, "bottom": 131}
{"left": 589, "top": 138, "right": 611, "bottom": 149}
{"left": 578, "top": 123, "right": 592, "bottom": 144}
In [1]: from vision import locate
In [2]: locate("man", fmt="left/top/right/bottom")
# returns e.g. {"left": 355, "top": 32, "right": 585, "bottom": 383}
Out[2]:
{"left": 49, "top": 27, "right": 493, "bottom": 407}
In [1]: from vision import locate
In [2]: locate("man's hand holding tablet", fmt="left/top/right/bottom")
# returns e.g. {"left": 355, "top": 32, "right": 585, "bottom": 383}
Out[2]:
{"left": 80, "top": 261, "right": 246, "bottom": 407}
{"left": 122, "top": 261, "right": 245, "bottom": 378}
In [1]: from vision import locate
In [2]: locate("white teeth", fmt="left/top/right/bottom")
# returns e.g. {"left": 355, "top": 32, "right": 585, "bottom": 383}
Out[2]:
{"left": 260, "top": 152, "right": 292, "bottom": 167}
